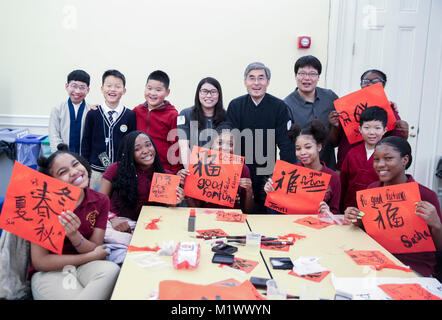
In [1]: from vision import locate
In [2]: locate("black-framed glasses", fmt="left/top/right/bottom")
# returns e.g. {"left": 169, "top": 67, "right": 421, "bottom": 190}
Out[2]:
{"left": 200, "top": 89, "right": 219, "bottom": 96}
{"left": 361, "top": 78, "right": 385, "bottom": 86}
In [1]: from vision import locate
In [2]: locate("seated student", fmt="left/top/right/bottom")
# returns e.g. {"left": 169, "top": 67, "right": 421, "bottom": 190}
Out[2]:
{"left": 30, "top": 144, "right": 120, "bottom": 300}
{"left": 81, "top": 69, "right": 136, "bottom": 190}
{"left": 328, "top": 69, "right": 409, "bottom": 171}
{"left": 99, "top": 131, "right": 184, "bottom": 247}
{"left": 344, "top": 136, "right": 442, "bottom": 277}
{"left": 48, "top": 70, "right": 91, "bottom": 153}
{"left": 177, "top": 77, "right": 227, "bottom": 169}
{"left": 177, "top": 122, "right": 254, "bottom": 213}
{"left": 339, "top": 106, "right": 387, "bottom": 212}
{"left": 264, "top": 120, "right": 341, "bottom": 215}
{"left": 132, "top": 70, "right": 182, "bottom": 174}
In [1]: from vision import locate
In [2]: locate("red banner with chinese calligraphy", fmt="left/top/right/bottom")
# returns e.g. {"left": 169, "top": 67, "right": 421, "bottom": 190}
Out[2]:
{"left": 0, "top": 162, "right": 81, "bottom": 254}
{"left": 333, "top": 82, "right": 397, "bottom": 144}
{"left": 148, "top": 172, "right": 181, "bottom": 205}
{"left": 357, "top": 182, "right": 436, "bottom": 254}
{"left": 184, "top": 146, "right": 244, "bottom": 208}
{"left": 264, "top": 160, "right": 331, "bottom": 214}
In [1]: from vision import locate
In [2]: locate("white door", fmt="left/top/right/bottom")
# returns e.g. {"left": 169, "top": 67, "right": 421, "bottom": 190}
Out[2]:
{"left": 330, "top": 0, "right": 432, "bottom": 175}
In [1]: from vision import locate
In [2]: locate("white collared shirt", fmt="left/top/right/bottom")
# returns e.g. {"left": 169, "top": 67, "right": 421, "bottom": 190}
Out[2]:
{"left": 101, "top": 102, "right": 124, "bottom": 122}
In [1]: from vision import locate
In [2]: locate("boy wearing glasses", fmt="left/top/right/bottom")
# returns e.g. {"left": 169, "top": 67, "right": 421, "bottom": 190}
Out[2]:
{"left": 48, "top": 70, "right": 91, "bottom": 153}
{"left": 132, "top": 70, "right": 182, "bottom": 174}
{"left": 284, "top": 55, "right": 339, "bottom": 170}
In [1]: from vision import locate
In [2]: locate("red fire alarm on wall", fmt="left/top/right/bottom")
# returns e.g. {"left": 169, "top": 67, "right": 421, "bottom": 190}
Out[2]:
{"left": 298, "top": 36, "right": 311, "bottom": 49}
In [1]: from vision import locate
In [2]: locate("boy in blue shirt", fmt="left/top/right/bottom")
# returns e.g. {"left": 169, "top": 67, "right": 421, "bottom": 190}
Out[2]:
{"left": 81, "top": 69, "right": 136, "bottom": 189}
{"left": 48, "top": 70, "right": 91, "bottom": 153}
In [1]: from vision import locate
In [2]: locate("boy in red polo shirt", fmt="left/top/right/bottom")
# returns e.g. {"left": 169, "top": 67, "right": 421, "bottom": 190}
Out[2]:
{"left": 133, "top": 70, "right": 183, "bottom": 174}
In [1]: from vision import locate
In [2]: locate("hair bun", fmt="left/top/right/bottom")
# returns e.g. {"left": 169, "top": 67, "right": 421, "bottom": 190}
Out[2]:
{"left": 57, "top": 143, "right": 69, "bottom": 152}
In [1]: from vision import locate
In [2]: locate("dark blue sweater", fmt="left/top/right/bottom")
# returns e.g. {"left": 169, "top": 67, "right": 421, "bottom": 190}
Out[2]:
{"left": 81, "top": 106, "right": 136, "bottom": 172}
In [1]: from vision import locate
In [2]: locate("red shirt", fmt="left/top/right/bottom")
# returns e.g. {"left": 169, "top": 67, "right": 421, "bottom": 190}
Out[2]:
{"left": 368, "top": 175, "right": 441, "bottom": 276}
{"left": 62, "top": 188, "right": 109, "bottom": 255}
{"left": 296, "top": 162, "right": 341, "bottom": 214}
{"left": 340, "top": 142, "right": 379, "bottom": 212}
{"left": 133, "top": 101, "right": 183, "bottom": 174}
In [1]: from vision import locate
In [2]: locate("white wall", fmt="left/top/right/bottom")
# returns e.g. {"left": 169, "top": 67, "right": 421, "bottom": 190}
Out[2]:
{"left": 0, "top": 0, "right": 332, "bottom": 119}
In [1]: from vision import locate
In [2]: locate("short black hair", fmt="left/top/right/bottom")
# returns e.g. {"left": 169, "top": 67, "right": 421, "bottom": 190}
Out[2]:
{"left": 67, "top": 70, "right": 90, "bottom": 87}
{"left": 294, "top": 55, "right": 322, "bottom": 75}
{"left": 359, "top": 106, "right": 388, "bottom": 128}
{"left": 361, "top": 69, "right": 387, "bottom": 84}
{"left": 102, "top": 69, "right": 126, "bottom": 87}
{"left": 147, "top": 70, "right": 170, "bottom": 89}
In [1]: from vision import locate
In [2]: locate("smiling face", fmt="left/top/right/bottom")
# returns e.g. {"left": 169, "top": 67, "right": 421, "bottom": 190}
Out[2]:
{"left": 144, "top": 79, "right": 170, "bottom": 108}
{"left": 50, "top": 153, "right": 89, "bottom": 189}
{"left": 359, "top": 120, "right": 387, "bottom": 148}
{"left": 134, "top": 134, "right": 156, "bottom": 169}
{"left": 373, "top": 143, "right": 409, "bottom": 185}
{"left": 65, "top": 80, "right": 90, "bottom": 104}
{"left": 212, "top": 131, "right": 234, "bottom": 155}
{"left": 244, "top": 69, "right": 269, "bottom": 103}
{"left": 199, "top": 82, "right": 219, "bottom": 110}
{"left": 295, "top": 65, "right": 320, "bottom": 96}
{"left": 101, "top": 75, "right": 126, "bottom": 107}
{"left": 295, "top": 134, "right": 321, "bottom": 168}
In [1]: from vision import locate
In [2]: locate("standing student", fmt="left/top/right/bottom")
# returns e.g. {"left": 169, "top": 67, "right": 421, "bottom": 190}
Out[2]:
{"left": 81, "top": 69, "right": 136, "bottom": 190}
{"left": 178, "top": 122, "right": 254, "bottom": 213}
{"left": 177, "top": 77, "right": 226, "bottom": 169}
{"left": 99, "top": 131, "right": 184, "bottom": 240}
{"left": 48, "top": 70, "right": 91, "bottom": 153}
{"left": 328, "top": 69, "right": 409, "bottom": 171}
{"left": 344, "top": 136, "right": 441, "bottom": 277}
{"left": 339, "top": 106, "right": 388, "bottom": 212}
{"left": 226, "top": 62, "right": 296, "bottom": 213}
{"left": 264, "top": 120, "right": 341, "bottom": 215}
{"left": 284, "top": 55, "right": 339, "bottom": 170}
{"left": 30, "top": 144, "right": 120, "bottom": 300}
{"left": 133, "top": 70, "right": 182, "bottom": 174}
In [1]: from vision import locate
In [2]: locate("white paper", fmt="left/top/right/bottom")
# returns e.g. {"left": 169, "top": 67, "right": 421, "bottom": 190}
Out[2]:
{"left": 129, "top": 252, "right": 171, "bottom": 269}
{"left": 292, "top": 256, "right": 328, "bottom": 276}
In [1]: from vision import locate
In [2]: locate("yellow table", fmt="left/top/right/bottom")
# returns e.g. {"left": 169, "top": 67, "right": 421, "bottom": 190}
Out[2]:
{"left": 111, "top": 206, "right": 270, "bottom": 300}
{"left": 247, "top": 214, "right": 418, "bottom": 300}
{"left": 111, "top": 207, "right": 417, "bottom": 300}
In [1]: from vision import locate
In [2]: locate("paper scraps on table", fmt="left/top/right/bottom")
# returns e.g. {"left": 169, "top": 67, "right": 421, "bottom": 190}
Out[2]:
{"left": 279, "top": 233, "right": 306, "bottom": 241}
{"left": 216, "top": 211, "right": 247, "bottom": 223}
{"left": 289, "top": 270, "right": 331, "bottom": 283}
{"left": 291, "top": 256, "right": 329, "bottom": 276}
{"left": 127, "top": 245, "right": 161, "bottom": 252}
{"left": 378, "top": 283, "right": 442, "bottom": 300}
{"left": 219, "top": 257, "right": 259, "bottom": 274}
{"left": 145, "top": 217, "right": 161, "bottom": 230}
{"left": 344, "top": 250, "right": 412, "bottom": 272}
{"left": 129, "top": 252, "right": 170, "bottom": 269}
{"left": 294, "top": 216, "right": 333, "bottom": 229}
{"left": 196, "top": 228, "right": 229, "bottom": 237}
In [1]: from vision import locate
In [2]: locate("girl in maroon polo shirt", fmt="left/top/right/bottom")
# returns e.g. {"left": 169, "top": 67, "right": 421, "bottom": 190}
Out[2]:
{"left": 31, "top": 144, "right": 120, "bottom": 300}
{"left": 344, "top": 136, "right": 442, "bottom": 276}
{"left": 264, "top": 120, "right": 341, "bottom": 214}
{"left": 99, "top": 131, "right": 184, "bottom": 239}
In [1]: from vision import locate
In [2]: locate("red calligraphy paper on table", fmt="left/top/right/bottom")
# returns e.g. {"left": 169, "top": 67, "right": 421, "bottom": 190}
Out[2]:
{"left": 333, "top": 82, "right": 397, "bottom": 144}
{"left": 158, "top": 280, "right": 264, "bottom": 300}
{"left": 148, "top": 173, "right": 181, "bottom": 205}
{"left": 219, "top": 257, "right": 259, "bottom": 274}
{"left": 264, "top": 160, "right": 331, "bottom": 214}
{"left": 196, "top": 229, "right": 229, "bottom": 237}
{"left": 378, "top": 283, "right": 442, "bottom": 300}
{"left": 184, "top": 146, "right": 244, "bottom": 208}
{"left": 294, "top": 216, "right": 333, "bottom": 229}
{"left": 345, "top": 250, "right": 395, "bottom": 266}
{"left": 357, "top": 182, "right": 435, "bottom": 254}
{"left": 260, "top": 242, "right": 290, "bottom": 252}
{"left": 0, "top": 162, "right": 81, "bottom": 254}
{"left": 216, "top": 211, "right": 247, "bottom": 223}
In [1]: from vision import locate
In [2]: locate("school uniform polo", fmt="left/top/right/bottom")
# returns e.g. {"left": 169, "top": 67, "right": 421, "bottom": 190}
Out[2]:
{"left": 284, "top": 87, "right": 339, "bottom": 170}
{"left": 62, "top": 188, "right": 109, "bottom": 255}
{"left": 339, "top": 142, "right": 379, "bottom": 212}
{"left": 133, "top": 101, "right": 182, "bottom": 174}
{"left": 368, "top": 175, "right": 442, "bottom": 277}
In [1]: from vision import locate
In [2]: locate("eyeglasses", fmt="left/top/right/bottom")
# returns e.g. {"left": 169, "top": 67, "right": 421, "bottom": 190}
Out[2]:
{"left": 68, "top": 83, "right": 89, "bottom": 91}
{"left": 296, "top": 72, "right": 319, "bottom": 79}
{"left": 200, "top": 89, "right": 219, "bottom": 96}
{"left": 361, "top": 78, "right": 385, "bottom": 86}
